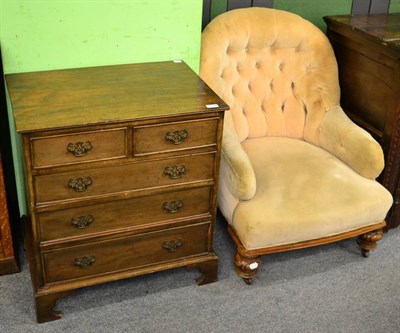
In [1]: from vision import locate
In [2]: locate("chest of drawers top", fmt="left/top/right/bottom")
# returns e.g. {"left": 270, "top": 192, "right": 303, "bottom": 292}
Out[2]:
{"left": 324, "top": 14, "right": 400, "bottom": 54}
{"left": 6, "top": 61, "right": 228, "bottom": 133}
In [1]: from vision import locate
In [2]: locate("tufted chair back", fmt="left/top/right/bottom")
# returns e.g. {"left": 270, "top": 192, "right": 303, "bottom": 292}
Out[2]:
{"left": 200, "top": 8, "right": 340, "bottom": 145}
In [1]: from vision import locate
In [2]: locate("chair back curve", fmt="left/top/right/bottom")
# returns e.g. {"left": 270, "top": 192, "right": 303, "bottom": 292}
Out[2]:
{"left": 200, "top": 7, "right": 340, "bottom": 145}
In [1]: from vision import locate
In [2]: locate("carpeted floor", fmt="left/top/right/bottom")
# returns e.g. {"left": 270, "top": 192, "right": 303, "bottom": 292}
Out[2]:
{"left": 1, "top": 215, "right": 399, "bottom": 333}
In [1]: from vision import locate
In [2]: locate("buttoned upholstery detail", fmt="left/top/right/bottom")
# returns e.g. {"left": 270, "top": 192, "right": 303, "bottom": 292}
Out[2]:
{"left": 201, "top": 8, "right": 339, "bottom": 144}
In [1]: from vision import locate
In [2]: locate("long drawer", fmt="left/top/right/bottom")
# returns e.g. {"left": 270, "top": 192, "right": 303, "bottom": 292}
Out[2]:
{"left": 42, "top": 222, "right": 210, "bottom": 283}
{"left": 38, "top": 186, "right": 212, "bottom": 241}
{"left": 34, "top": 153, "right": 215, "bottom": 204}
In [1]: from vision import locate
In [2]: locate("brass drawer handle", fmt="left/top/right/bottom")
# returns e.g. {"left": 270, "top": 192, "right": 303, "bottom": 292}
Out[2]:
{"left": 162, "top": 200, "right": 183, "bottom": 213}
{"left": 67, "top": 141, "right": 93, "bottom": 157}
{"left": 68, "top": 177, "right": 93, "bottom": 192}
{"left": 71, "top": 215, "right": 94, "bottom": 229}
{"left": 163, "top": 165, "right": 186, "bottom": 179}
{"left": 165, "top": 129, "right": 188, "bottom": 145}
{"left": 74, "top": 255, "right": 96, "bottom": 269}
{"left": 162, "top": 239, "right": 183, "bottom": 252}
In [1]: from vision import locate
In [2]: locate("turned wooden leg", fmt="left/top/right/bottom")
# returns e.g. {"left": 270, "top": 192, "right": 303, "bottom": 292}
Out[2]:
{"left": 356, "top": 228, "right": 384, "bottom": 258}
{"left": 234, "top": 251, "right": 261, "bottom": 285}
{"left": 35, "top": 290, "right": 73, "bottom": 323}
{"left": 187, "top": 258, "right": 218, "bottom": 286}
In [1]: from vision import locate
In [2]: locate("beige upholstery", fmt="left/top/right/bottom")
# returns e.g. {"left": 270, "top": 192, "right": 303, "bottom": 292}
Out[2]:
{"left": 235, "top": 137, "right": 391, "bottom": 249}
{"left": 200, "top": 8, "right": 392, "bottom": 281}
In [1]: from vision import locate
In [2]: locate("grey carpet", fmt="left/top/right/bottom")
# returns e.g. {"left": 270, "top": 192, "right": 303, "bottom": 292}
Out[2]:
{"left": 1, "top": 214, "right": 399, "bottom": 333}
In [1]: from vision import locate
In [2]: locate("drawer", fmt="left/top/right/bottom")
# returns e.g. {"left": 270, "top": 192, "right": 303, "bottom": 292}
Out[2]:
{"left": 42, "top": 222, "right": 210, "bottom": 283}
{"left": 134, "top": 118, "right": 218, "bottom": 155}
{"left": 31, "top": 128, "right": 127, "bottom": 168}
{"left": 34, "top": 153, "right": 215, "bottom": 204}
{"left": 39, "top": 186, "right": 212, "bottom": 241}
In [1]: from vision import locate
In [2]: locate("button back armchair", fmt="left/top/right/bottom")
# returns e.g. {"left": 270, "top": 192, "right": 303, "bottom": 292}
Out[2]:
{"left": 200, "top": 8, "right": 393, "bottom": 284}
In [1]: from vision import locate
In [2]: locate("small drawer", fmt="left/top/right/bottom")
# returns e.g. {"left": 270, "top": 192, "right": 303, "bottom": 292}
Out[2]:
{"left": 31, "top": 128, "right": 127, "bottom": 168}
{"left": 39, "top": 186, "right": 212, "bottom": 241}
{"left": 34, "top": 153, "right": 215, "bottom": 204}
{"left": 134, "top": 118, "right": 218, "bottom": 155}
{"left": 42, "top": 222, "right": 210, "bottom": 283}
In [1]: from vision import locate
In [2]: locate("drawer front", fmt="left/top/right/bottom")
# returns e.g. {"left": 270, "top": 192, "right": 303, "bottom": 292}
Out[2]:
{"left": 34, "top": 153, "right": 215, "bottom": 204}
{"left": 42, "top": 222, "right": 210, "bottom": 283}
{"left": 134, "top": 118, "right": 218, "bottom": 155}
{"left": 39, "top": 186, "right": 212, "bottom": 241}
{"left": 31, "top": 128, "right": 127, "bottom": 168}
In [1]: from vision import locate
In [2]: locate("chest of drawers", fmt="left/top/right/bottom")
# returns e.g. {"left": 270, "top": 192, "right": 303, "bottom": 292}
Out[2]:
{"left": 324, "top": 14, "right": 400, "bottom": 229}
{"left": 6, "top": 61, "right": 228, "bottom": 323}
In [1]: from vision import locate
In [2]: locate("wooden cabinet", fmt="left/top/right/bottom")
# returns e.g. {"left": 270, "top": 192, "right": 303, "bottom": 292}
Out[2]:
{"left": 324, "top": 14, "right": 400, "bottom": 229}
{"left": 0, "top": 151, "right": 19, "bottom": 275}
{"left": 6, "top": 61, "right": 228, "bottom": 323}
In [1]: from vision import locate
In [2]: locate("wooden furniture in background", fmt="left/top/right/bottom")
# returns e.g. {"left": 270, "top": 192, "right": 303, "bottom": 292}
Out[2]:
{"left": 6, "top": 61, "right": 228, "bottom": 323}
{"left": 324, "top": 14, "right": 400, "bottom": 229}
{"left": 0, "top": 152, "right": 19, "bottom": 275}
{"left": 0, "top": 46, "right": 20, "bottom": 276}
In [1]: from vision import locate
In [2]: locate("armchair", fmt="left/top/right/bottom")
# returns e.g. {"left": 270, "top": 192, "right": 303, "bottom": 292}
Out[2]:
{"left": 200, "top": 8, "right": 393, "bottom": 284}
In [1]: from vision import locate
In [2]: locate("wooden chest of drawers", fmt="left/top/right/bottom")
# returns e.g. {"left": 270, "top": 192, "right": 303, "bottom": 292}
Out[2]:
{"left": 324, "top": 14, "right": 400, "bottom": 229}
{"left": 6, "top": 61, "right": 228, "bottom": 323}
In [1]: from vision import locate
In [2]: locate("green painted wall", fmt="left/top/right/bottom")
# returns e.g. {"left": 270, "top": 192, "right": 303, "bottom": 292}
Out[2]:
{"left": 390, "top": 0, "right": 400, "bottom": 11}
{"left": 211, "top": 0, "right": 400, "bottom": 31}
{"left": 0, "top": 0, "right": 203, "bottom": 214}
{"left": 1, "top": 0, "right": 203, "bottom": 73}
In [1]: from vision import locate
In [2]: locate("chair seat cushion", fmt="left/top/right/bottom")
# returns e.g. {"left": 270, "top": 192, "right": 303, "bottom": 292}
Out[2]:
{"left": 232, "top": 137, "right": 393, "bottom": 250}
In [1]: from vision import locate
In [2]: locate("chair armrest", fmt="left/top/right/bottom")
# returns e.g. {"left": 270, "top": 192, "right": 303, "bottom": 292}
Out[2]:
{"left": 220, "top": 127, "right": 257, "bottom": 200}
{"left": 319, "top": 106, "right": 384, "bottom": 179}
